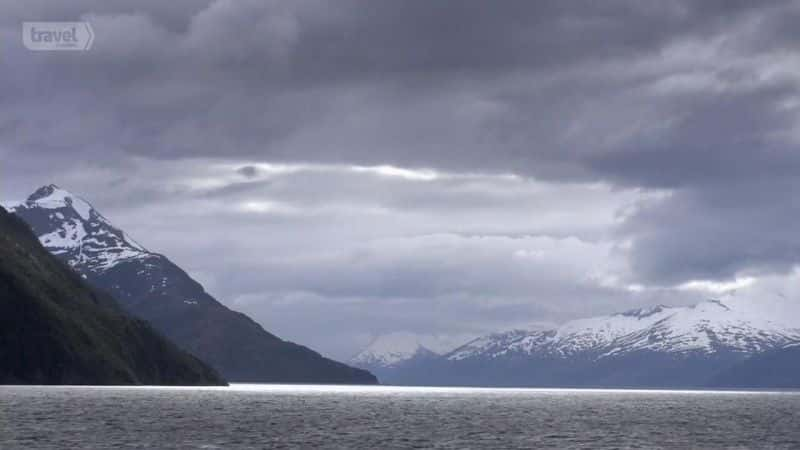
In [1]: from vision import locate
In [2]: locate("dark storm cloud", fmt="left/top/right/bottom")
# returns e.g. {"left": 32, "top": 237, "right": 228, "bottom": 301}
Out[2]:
{"left": 2, "top": 0, "right": 795, "bottom": 170}
{"left": 2, "top": 0, "right": 800, "bottom": 356}
{"left": 621, "top": 178, "right": 800, "bottom": 284}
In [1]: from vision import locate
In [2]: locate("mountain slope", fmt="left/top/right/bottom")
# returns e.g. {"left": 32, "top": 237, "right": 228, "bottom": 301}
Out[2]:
{"left": 8, "top": 185, "right": 376, "bottom": 384}
{"left": 0, "top": 206, "right": 225, "bottom": 385}
{"left": 709, "top": 344, "right": 800, "bottom": 388}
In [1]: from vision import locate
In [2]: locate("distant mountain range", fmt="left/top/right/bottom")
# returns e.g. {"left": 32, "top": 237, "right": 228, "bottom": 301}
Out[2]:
{"left": 8, "top": 185, "right": 376, "bottom": 385}
{"left": 352, "top": 297, "right": 800, "bottom": 388}
{"left": 0, "top": 205, "right": 224, "bottom": 385}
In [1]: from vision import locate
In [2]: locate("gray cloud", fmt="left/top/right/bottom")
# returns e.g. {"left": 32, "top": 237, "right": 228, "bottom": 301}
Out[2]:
{"left": 2, "top": 0, "right": 800, "bottom": 357}
{"left": 621, "top": 179, "right": 800, "bottom": 284}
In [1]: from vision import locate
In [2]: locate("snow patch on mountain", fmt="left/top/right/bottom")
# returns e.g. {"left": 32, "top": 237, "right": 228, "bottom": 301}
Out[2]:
{"left": 447, "top": 329, "right": 533, "bottom": 361}
{"left": 39, "top": 218, "right": 87, "bottom": 253}
{"left": 352, "top": 332, "right": 469, "bottom": 368}
{"left": 352, "top": 333, "right": 430, "bottom": 367}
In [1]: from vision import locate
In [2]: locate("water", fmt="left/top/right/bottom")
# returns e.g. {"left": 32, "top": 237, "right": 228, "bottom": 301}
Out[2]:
{"left": 1, "top": 384, "right": 799, "bottom": 449}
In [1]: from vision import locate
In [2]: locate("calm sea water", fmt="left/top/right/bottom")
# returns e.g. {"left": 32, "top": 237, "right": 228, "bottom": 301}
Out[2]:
{"left": 1, "top": 384, "right": 799, "bottom": 449}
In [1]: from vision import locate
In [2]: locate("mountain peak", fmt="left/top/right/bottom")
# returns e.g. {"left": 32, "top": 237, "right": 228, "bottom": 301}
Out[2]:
{"left": 26, "top": 184, "right": 78, "bottom": 205}
{"left": 11, "top": 186, "right": 148, "bottom": 273}
{"left": 617, "top": 304, "right": 671, "bottom": 319}
{"left": 23, "top": 184, "right": 96, "bottom": 222}
{"left": 27, "top": 184, "right": 63, "bottom": 202}
{"left": 352, "top": 332, "right": 442, "bottom": 368}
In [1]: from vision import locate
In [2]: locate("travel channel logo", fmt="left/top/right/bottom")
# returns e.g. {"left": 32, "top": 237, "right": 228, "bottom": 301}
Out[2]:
{"left": 23, "top": 22, "right": 94, "bottom": 51}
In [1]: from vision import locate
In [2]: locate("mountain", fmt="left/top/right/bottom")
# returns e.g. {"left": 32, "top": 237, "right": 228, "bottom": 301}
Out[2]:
{"left": 709, "top": 344, "right": 800, "bottom": 388}
{"left": 448, "top": 299, "right": 800, "bottom": 361}
{"left": 8, "top": 185, "right": 376, "bottom": 385}
{"left": 351, "top": 332, "right": 442, "bottom": 383}
{"left": 368, "top": 297, "right": 800, "bottom": 387}
{"left": 352, "top": 332, "right": 440, "bottom": 368}
{"left": 0, "top": 205, "right": 225, "bottom": 385}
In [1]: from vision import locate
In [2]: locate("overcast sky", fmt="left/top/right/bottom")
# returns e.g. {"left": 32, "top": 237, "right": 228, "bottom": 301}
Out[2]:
{"left": 3, "top": 0, "right": 800, "bottom": 359}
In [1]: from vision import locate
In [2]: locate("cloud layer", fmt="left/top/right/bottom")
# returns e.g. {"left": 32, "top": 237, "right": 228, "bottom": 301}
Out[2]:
{"left": 2, "top": 0, "right": 800, "bottom": 358}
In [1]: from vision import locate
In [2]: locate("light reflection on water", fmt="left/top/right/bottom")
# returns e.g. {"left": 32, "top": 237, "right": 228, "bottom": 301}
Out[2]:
{"left": 21, "top": 382, "right": 797, "bottom": 395}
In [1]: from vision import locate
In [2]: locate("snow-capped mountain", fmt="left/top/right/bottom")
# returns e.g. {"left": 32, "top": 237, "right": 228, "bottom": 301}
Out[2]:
{"left": 8, "top": 185, "right": 377, "bottom": 385}
{"left": 352, "top": 332, "right": 440, "bottom": 368}
{"left": 447, "top": 296, "right": 800, "bottom": 362}
{"left": 370, "top": 295, "right": 800, "bottom": 387}
{"left": 6, "top": 184, "right": 216, "bottom": 310}
{"left": 6, "top": 185, "right": 150, "bottom": 274}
